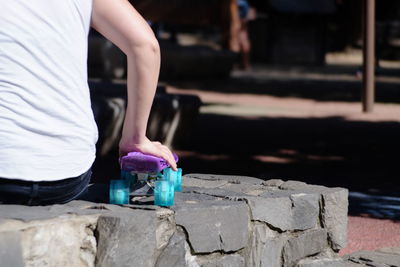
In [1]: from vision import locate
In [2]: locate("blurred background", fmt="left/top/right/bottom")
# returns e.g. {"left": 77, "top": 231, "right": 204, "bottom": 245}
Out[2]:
{"left": 88, "top": 0, "right": 400, "bottom": 222}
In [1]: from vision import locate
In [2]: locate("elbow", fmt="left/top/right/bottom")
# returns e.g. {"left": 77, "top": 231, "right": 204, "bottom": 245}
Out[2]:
{"left": 148, "top": 38, "right": 160, "bottom": 56}
{"left": 126, "top": 36, "right": 160, "bottom": 58}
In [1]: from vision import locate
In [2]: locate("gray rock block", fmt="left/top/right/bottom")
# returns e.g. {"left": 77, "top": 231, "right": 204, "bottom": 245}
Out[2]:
{"left": 156, "top": 208, "right": 176, "bottom": 251}
{"left": 182, "top": 176, "right": 229, "bottom": 189}
{"left": 0, "top": 204, "right": 67, "bottom": 222}
{"left": 184, "top": 174, "right": 264, "bottom": 185}
{"left": 0, "top": 200, "right": 120, "bottom": 223}
{"left": 262, "top": 179, "right": 285, "bottom": 187}
{"left": 279, "top": 181, "right": 348, "bottom": 250}
{"left": 156, "top": 230, "right": 187, "bottom": 267}
{"left": 345, "top": 250, "right": 400, "bottom": 266}
{"left": 173, "top": 198, "right": 250, "bottom": 254}
{"left": 247, "top": 223, "right": 287, "bottom": 267}
{"left": 248, "top": 190, "right": 320, "bottom": 231}
{"left": 182, "top": 187, "right": 247, "bottom": 200}
{"left": 282, "top": 229, "right": 328, "bottom": 267}
{"left": 290, "top": 193, "right": 320, "bottom": 230}
{"left": 0, "top": 231, "right": 24, "bottom": 267}
{"left": 279, "top": 180, "right": 310, "bottom": 190}
{"left": 320, "top": 189, "right": 348, "bottom": 251}
{"left": 95, "top": 209, "right": 158, "bottom": 267}
{"left": 296, "top": 257, "right": 350, "bottom": 267}
{"left": 174, "top": 191, "right": 223, "bottom": 203}
{"left": 377, "top": 247, "right": 400, "bottom": 255}
{"left": 0, "top": 214, "right": 99, "bottom": 267}
{"left": 188, "top": 186, "right": 320, "bottom": 232}
{"left": 197, "top": 254, "right": 245, "bottom": 267}
{"left": 247, "top": 195, "right": 292, "bottom": 230}
{"left": 221, "top": 183, "right": 271, "bottom": 196}
{"left": 65, "top": 200, "right": 125, "bottom": 212}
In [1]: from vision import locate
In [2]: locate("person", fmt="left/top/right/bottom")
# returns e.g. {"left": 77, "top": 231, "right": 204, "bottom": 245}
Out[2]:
{"left": 0, "top": 0, "right": 177, "bottom": 205}
{"left": 237, "top": 0, "right": 252, "bottom": 70}
{"left": 225, "top": 0, "right": 254, "bottom": 70}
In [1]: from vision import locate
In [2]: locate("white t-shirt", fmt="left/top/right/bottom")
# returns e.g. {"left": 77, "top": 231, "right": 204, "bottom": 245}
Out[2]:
{"left": 0, "top": 0, "right": 98, "bottom": 181}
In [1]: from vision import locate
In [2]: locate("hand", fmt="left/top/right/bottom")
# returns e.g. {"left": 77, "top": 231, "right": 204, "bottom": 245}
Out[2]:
{"left": 119, "top": 137, "right": 178, "bottom": 171}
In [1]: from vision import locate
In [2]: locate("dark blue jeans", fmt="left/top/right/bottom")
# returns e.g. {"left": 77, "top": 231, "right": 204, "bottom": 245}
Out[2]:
{"left": 0, "top": 170, "right": 91, "bottom": 206}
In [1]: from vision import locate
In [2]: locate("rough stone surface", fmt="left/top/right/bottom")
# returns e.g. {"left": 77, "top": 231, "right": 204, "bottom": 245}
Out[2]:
{"left": 345, "top": 250, "right": 400, "bottom": 266}
{"left": 262, "top": 179, "right": 285, "bottom": 187}
{"left": 196, "top": 254, "right": 245, "bottom": 267}
{"left": 0, "top": 212, "right": 98, "bottom": 267}
{"left": 221, "top": 183, "right": 270, "bottom": 196}
{"left": 247, "top": 195, "right": 293, "bottom": 230}
{"left": 182, "top": 176, "right": 229, "bottom": 189}
{"left": 156, "top": 208, "right": 176, "bottom": 251}
{"left": 296, "top": 257, "right": 351, "bottom": 267}
{"left": 247, "top": 222, "right": 287, "bottom": 267}
{"left": 0, "top": 174, "right": 350, "bottom": 267}
{"left": 0, "top": 204, "right": 75, "bottom": 222}
{"left": 182, "top": 186, "right": 245, "bottom": 199}
{"left": 156, "top": 230, "right": 187, "bottom": 267}
{"left": 279, "top": 181, "right": 348, "bottom": 250}
{"left": 0, "top": 231, "right": 24, "bottom": 267}
{"left": 377, "top": 247, "right": 400, "bottom": 255}
{"left": 185, "top": 180, "right": 321, "bottom": 233}
{"left": 95, "top": 209, "right": 158, "bottom": 267}
{"left": 282, "top": 229, "right": 328, "bottom": 267}
{"left": 248, "top": 191, "right": 320, "bottom": 231}
{"left": 279, "top": 180, "right": 309, "bottom": 191}
{"left": 173, "top": 193, "right": 250, "bottom": 253}
{"left": 184, "top": 173, "right": 264, "bottom": 185}
{"left": 320, "top": 189, "right": 348, "bottom": 251}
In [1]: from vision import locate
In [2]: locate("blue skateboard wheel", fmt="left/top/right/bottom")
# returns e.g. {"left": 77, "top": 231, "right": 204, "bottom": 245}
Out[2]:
{"left": 164, "top": 168, "right": 182, "bottom": 192}
{"left": 154, "top": 180, "right": 174, "bottom": 206}
{"left": 109, "top": 180, "right": 130, "bottom": 205}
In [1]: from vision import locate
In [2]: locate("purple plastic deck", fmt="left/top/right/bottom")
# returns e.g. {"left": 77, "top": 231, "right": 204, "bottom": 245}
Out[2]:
{"left": 120, "top": 152, "right": 178, "bottom": 173}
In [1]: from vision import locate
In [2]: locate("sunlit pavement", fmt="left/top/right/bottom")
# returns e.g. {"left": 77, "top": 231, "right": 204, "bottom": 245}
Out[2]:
{"left": 340, "top": 216, "right": 400, "bottom": 255}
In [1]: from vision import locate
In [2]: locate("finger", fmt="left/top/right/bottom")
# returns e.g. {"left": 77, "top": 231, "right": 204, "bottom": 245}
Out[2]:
{"left": 160, "top": 146, "right": 177, "bottom": 171}
{"left": 155, "top": 144, "right": 176, "bottom": 170}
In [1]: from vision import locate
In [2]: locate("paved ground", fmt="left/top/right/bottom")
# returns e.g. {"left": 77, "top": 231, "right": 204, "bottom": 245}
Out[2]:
{"left": 341, "top": 216, "right": 400, "bottom": 255}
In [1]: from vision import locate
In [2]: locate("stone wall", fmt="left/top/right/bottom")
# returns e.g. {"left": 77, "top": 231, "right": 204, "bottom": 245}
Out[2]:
{"left": 0, "top": 174, "right": 362, "bottom": 267}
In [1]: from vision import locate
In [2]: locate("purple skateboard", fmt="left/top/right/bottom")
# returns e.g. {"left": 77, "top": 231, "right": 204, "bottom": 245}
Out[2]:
{"left": 120, "top": 152, "right": 179, "bottom": 173}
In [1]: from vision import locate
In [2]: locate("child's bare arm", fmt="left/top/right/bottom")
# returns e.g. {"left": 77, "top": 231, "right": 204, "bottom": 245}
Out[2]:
{"left": 91, "top": 0, "right": 177, "bottom": 170}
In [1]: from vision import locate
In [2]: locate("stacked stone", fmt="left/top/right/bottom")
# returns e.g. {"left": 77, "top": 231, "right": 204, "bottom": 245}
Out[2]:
{"left": 0, "top": 174, "right": 394, "bottom": 267}
{"left": 173, "top": 174, "right": 348, "bottom": 267}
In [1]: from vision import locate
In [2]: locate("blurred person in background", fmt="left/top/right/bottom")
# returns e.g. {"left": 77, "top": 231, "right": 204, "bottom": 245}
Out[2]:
{"left": 236, "top": 0, "right": 256, "bottom": 70}
{"left": 229, "top": 0, "right": 256, "bottom": 70}
{"left": 0, "top": 0, "right": 176, "bottom": 205}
